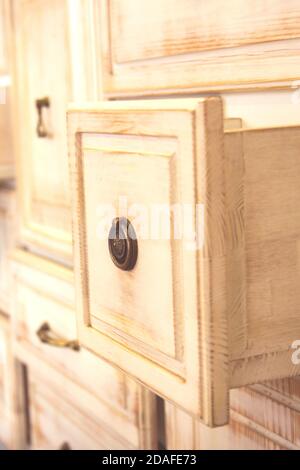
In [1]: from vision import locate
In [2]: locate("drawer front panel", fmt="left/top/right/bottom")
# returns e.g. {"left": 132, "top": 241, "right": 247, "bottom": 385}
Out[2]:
{"left": 14, "top": 287, "right": 139, "bottom": 431}
{"left": 98, "top": 0, "right": 300, "bottom": 96}
{"left": 112, "top": 0, "right": 300, "bottom": 62}
{"left": 0, "top": 90, "right": 15, "bottom": 180}
{"left": 0, "top": 189, "right": 16, "bottom": 315}
{"left": 28, "top": 373, "right": 132, "bottom": 450}
{"left": 68, "top": 98, "right": 228, "bottom": 426}
{"left": 13, "top": 250, "right": 157, "bottom": 449}
{"left": 84, "top": 132, "right": 180, "bottom": 361}
{"left": 12, "top": 0, "right": 72, "bottom": 262}
{"left": 0, "top": 314, "right": 14, "bottom": 447}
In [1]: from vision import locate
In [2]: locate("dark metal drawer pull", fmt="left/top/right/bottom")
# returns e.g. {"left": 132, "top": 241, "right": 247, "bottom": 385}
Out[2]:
{"left": 59, "top": 442, "right": 71, "bottom": 450}
{"left": 108, "top": 217, "right": 138, "bottom": 271}
{"left": 35, "top": 97, "right": 50, "bottom": 138}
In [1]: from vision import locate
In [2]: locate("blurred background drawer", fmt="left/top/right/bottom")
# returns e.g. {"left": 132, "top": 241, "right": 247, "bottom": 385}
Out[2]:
{"left": 12, "top": 249, "right": 158, "bottom": 450}
{"left": 0, "top": 188, "right": 16, "bottom": 316}
{"left": 0, "top": 314, "right": 16, "bottom": 448}
{"left": 11, "top": 0, "right": 73, "bottom": 264}
{"left": 95, "top": 0, "right": 300, "bottom": 97}
{"left": 27, "top": 367, "right": 142, "bottom": 450}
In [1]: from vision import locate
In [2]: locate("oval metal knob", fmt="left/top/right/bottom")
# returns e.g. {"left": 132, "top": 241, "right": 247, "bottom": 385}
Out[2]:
{"left": 108, "top": 217, "right": 138, "bottom": 271}
{"left": 36, "top": 322, "right": 80, "bottom": 351}
{"left": 35, "top": 97, "right": 50, "bottom": 138}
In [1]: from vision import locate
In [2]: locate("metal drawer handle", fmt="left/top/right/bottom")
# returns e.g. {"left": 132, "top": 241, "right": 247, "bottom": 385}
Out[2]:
{"left": 36, "top": 322, "right": 80, "bottom": 351}
{"left": 108, "top": 217, "right": 138, "bottom": 271}
{"left": 35, "top": 97, "right": 50, "bottom": 138}
{"left": 59, "top": 442, "right": 71, "bottom": 450}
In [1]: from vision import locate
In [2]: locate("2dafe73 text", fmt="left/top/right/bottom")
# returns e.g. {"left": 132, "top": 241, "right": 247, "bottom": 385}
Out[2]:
{"left": 101, "top": 454, "right": 197, "bottom": 466}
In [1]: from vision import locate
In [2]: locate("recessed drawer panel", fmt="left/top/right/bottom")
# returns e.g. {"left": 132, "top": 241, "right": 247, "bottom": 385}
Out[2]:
{"left": 68, "top": 97, "right": 300, "bottom": 426}
{"left": 96, "top": 0, "right": 300, "bottom": 96}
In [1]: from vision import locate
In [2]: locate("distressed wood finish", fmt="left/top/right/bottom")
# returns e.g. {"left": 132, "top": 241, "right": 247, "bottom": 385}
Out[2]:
{"left": 0, "top": 1, "right": 15, "bottom": 180}
{"left": 12, "top": 249, "right": 158, "bottom": 449}
{"left": 27, "top": 365, "right": 156, "bottom": 450}
{"left": 99, "top": 0, "right": 300, "bottom": 96}
{"left": 68, "top": 97, "right": 229, "bottom": 426}
{"left": 0, "top": 1, "right": 8, "bottom": 74}
{"left": 11, "top": 0, "right": 73, "bottom": 263}
{"left": 0, "top": 188, "right": 17, "bottom": 315}
{"left": 225, "top": 126, "right": 300, "bottom": 385}
{"left": 68, "top": 97, "right": 300, "bottom": 426}
{"left": 0, "top": 314, "right": 26, "bottom": 449}
{"left": 0, "top": 90, "right": 15, "bottom": 180}
{"left": 0, "top": 314, "right": 13, "bottom": 447}
{"left": 66, "top": 0, "right": 103, "bottom": 101}
{"left": 166, "top": 378, "right": 300, "bottom": 450}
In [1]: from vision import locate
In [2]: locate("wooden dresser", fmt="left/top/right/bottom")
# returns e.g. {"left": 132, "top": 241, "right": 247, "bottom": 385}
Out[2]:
{"left": 0, "top": 0, "right": 299, "bottom": 449}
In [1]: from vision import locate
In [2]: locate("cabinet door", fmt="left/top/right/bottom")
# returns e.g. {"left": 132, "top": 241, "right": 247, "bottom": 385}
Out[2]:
{"left": 98, "top": 0, "right": 300, "bottom": 97}
{"left": 12, "top": 0, "right": 73, "bottom": 263}
{"left": 68, "top": 97, "right": 300, "bottom": 427}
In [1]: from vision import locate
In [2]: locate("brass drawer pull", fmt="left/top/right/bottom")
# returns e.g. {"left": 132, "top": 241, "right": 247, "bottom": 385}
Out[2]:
{"left": 36, "top": 322, "right": 80, "bottom": 351}
{"left": 35, "top": 97, "right": 50, "bottom": 138}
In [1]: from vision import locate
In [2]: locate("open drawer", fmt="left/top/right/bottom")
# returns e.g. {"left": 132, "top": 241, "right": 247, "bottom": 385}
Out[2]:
{"left": 68, "top": 97, "right": 300, "bottom": 426}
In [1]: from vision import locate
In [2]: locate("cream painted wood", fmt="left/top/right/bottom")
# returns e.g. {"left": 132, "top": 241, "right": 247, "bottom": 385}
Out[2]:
{"left": 27, "top": 367, "right": 150, "bottom": 450}
{"left": 68, "top": 98, "right": 228, "bottom": 426}
{"left": 68, "top": 97, "right": 300, "bottom": 427}
{"left": 0, "top": 1, "right": 15, "bottom": 180}
{"left": 224, "top": 91, "right": 300, "bottom": 129}
{"left": 0, "top": 314, "right": 13, "bottom": 447}
{"left": 0, "top": 314, "right": 26, "bottom": 449}
{"left": 11, "top": 0, "right": 74, "bottom": 264}
{"left": 0, "top": 89, "right": 15, "bottom": 180}
{"left": 0, "top": 1, "right": 8, "bottom": 74}
{"left": 25, "top": 356, "right": 157, "bottom": 450}
{"left": 0, "top": 188, "right": 17, "bottom": 315}
{"left": 99, "top": 0, "right": 300, "bottom": 97}
{"left": 67, "top": 0, "right": 103, "bottom": 102}
{"left": 11, "top": 248, "right": 158, "bottom": 450}
{"left": 165, "top": 379, "right": 300, "bottom": 450}
{"left": 226, "top": 126, "right": 300, "bottom": 383}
